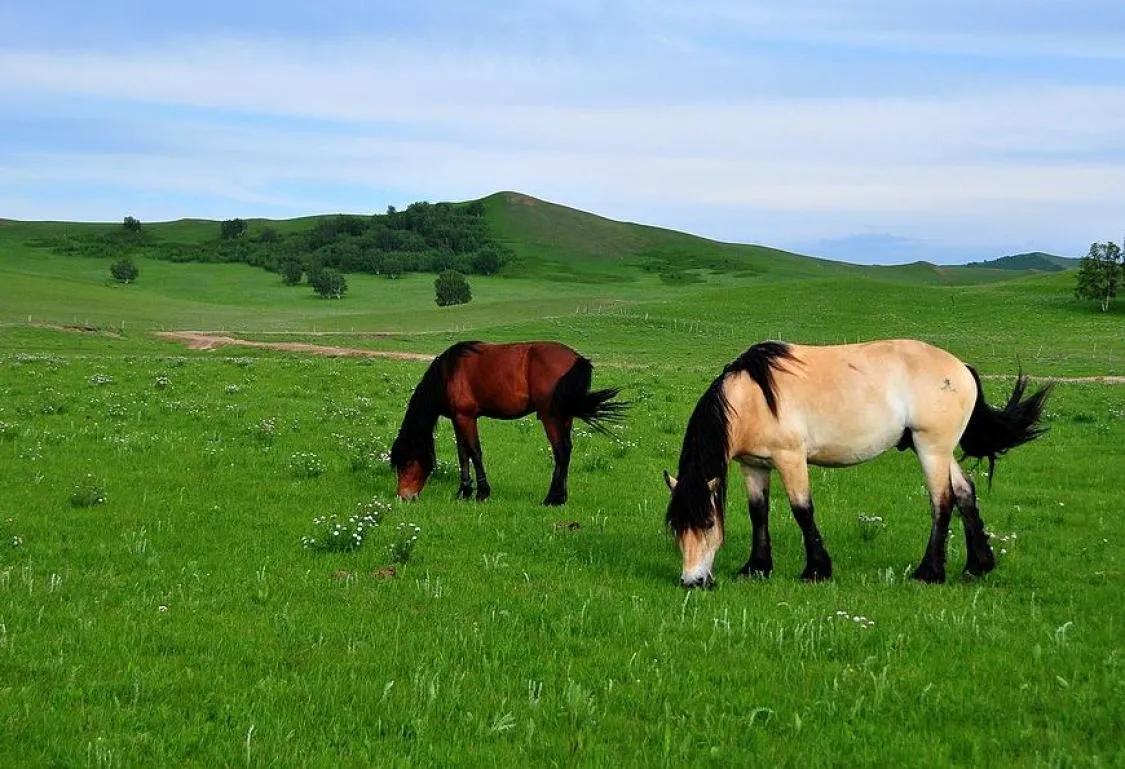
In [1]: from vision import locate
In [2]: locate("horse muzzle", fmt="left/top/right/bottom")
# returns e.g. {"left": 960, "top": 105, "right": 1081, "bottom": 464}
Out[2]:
{"left": 680, "top": 574, "right": 715, "bottom": 590}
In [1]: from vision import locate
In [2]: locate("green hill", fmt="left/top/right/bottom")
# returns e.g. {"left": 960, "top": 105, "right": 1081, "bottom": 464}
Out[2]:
{"left": 3, "top": 191, "right": 1052, "bottom": 288}
{"left": 964, "top": 251, "right": 1078, "bottom": 272}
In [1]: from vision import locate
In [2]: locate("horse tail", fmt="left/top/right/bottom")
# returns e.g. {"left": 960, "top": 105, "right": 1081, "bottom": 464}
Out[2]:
{"left": 552, "top": 357, "right": 628, "bottom": 435}
{"left": 959, "top": 365, "right": 1052, "bottom": 488}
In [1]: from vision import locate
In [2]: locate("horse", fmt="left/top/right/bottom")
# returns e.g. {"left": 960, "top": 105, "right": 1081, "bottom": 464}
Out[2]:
{"left": 663, "top": 339, "right": 1051, "bottom": 588}
{"left": 391, "top": 341, "right": 627, "bottom": 505}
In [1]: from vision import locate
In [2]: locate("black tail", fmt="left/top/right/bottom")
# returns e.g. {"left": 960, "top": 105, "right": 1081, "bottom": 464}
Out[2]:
{"left": 552, "top": 358, "right": 628, "bottom": 435}
{"left": 960, "top": 366, "right": 1052, "bottom": 488}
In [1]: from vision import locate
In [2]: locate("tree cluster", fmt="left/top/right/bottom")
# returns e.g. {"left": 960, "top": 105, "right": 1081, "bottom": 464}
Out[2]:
{"left": 42, "top": 202, "right": 511, "bottom": 300}
{"left": 434, "top": 270, "right": 472, "bottom": 306}
{"left": 1075, "top": 240, "right": 1123, "bottom": 312}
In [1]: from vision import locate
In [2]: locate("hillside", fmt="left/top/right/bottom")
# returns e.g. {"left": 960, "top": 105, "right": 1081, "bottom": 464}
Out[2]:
{"left": 2, "top": 192, "right": 1056, "bottom": 288}
{"left": 964, "top": 251, "right": 1078, "bottom": 272}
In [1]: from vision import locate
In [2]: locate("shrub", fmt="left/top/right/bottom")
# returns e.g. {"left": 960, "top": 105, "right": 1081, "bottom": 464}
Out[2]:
{"left": 310, "top": 268, "right": 348, "bottom": 299}
{"left": 122, "top": 216, "right": 142, "bottom": 232}
{"left": 434, "top": 270, "right": 471, "bottom": 306}
{"left": 279, "top": 258, "right": 304, "bottom": 285}
{"left": 288, "top": 451, "right": 326, "bottom": 478}
{"left": 220, "top": 218, "right": 248, "bottom": 240}
{"left": 388, "top": 522, "right": 421, "bottom": 564}
{"left": 110, "top": 258, "right": 139, "bottom": 284}
{"left": 300, "top": 498, "right": 391, "bottom": 552}
{"left": 70, "top": 475, "right": 107, "bottom": 507}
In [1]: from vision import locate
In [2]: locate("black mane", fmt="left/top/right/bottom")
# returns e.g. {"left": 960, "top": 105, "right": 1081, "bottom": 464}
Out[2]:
{"left": 665, "top": 342, "right": 796, "bottom": 535}
{"left": 389, "top": 341, "right": 481, "bottom": 475}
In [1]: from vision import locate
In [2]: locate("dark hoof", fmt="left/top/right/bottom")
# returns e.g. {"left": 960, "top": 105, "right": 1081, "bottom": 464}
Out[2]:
{"left": 911, "top": 562, "right": 946, "bottom": 584}
{"left": 542, "top": 495, "right": 567, "bottom": 507}
{"left": 737, "top": 558, "right": 772, "bottom": 579}
{"left": 475, "top": 486, "right": 491, "bottom": 502}
{"left": 456, "top": 485, "right": 473, "bottom": 500}
{"left": 680, "top": 575, "right": 715, "bottom": 590}
{"left": 800, "top": 556, "right": 832, "bottom": 582}
{"left": 963, "top": 553, "right": 996, "bottom": 578}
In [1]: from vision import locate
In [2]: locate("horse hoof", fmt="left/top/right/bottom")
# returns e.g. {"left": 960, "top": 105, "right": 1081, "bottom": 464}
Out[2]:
{"left": 911, "top": 564, "right": 946, "bottom": 584}
{"left": 542, "top": 496, "right": 567, "bottom": 507}
{"left": 800, "top": 569, "right": 832, "bottom": 582}
{"left": 456, "top": 486, "right": 473, "bottom": 500}
{"left": 737, "top": 559, "right": 772, "bottom": 579}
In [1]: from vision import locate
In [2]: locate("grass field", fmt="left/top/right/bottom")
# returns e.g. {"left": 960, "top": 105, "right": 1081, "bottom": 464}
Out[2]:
{"left": 1, "top": 203, "right": 1123, "bottom": 767}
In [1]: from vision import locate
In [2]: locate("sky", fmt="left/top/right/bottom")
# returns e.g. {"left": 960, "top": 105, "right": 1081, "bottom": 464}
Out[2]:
{"left": 1, "top": 1, "right": 1123, "bottom": 264}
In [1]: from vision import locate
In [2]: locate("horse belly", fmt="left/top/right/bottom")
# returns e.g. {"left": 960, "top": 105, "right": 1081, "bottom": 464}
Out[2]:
{"left": 804, "top": 407, "right": 905, "bottom": 467}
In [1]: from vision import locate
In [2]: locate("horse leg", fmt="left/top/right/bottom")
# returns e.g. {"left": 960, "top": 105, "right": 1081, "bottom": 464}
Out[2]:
{"left": 775, "top": 453, "right": 832, "bottom": 581}
{"left": 736, "top": 465, "right": 772, "bottom": 578}
{"left": 454, "top": 415, "right": 490, "bottom": 501}
{"left": 912, "top": 450, "right": 954, "bottom": 584}
{"left": 540, "top": 414, "right": 573, "bottom": 506}
{"left": 453, "top": 429, "right": 473, "bottom": 500}
{"left": 951, "top": 462, "right": 996, "bottom": 577}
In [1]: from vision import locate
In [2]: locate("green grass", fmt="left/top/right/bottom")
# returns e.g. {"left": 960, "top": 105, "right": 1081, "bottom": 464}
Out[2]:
{"left": 0, "top": 198, "right": 1122, "bottom": 767}
{"left": 0, "top": 343, "right": 1120, "bottom": 768}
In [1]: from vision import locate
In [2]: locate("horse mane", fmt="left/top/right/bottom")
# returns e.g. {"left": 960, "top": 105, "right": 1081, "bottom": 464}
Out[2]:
{"left": 665, "top": 342, "right": 797, "bottom": 535}
{"left": 725, "top": 341, "right": 796, "bottom": 417}
{"left": 390, "top": 341, "right": 481, "bottom": 475}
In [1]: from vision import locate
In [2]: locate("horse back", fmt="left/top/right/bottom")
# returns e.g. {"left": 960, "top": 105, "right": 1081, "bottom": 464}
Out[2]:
{"left": 727, "top": 339, "right": 977, "bottom": 464}
{"left": 447, "top": 341, "right": 580, "bottom": 418}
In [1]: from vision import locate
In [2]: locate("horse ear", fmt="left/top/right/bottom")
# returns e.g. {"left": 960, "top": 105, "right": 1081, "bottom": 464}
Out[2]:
{"left": 662, "top": 470, "right": 678, "bottom": 491}
{"left": 707, "top": 477, "right": 721, "bottom": 494}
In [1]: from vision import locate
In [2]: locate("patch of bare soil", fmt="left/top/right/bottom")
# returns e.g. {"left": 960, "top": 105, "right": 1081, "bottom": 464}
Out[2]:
{"left": 152, "top": 331, "right": 434, "bottom": 361}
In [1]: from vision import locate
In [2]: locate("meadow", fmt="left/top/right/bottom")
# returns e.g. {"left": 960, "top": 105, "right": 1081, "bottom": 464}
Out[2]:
{"left": 0, "top": 210, "right": 1123, "bottom": 767}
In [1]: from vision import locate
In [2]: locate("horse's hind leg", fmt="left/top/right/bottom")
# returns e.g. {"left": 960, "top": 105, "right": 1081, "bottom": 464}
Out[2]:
{"left": 775, "top": 453, "right": 832, "bottom": 581}
{"left": 951, "top": 463, "right": 996, "bottom": 577}
{"left": 736, "top": 465, "right": 772, "bottom": 578}
{"left": 540, "top": 414, "right": 573, "bottom": 506}
{"left": 912, "top": 450, "right": 954, "bottom": 583}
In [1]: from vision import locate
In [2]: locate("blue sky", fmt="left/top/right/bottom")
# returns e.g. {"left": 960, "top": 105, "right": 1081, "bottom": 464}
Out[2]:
{"left": 1, "top": 1, "right": 1123, "bottom": 264}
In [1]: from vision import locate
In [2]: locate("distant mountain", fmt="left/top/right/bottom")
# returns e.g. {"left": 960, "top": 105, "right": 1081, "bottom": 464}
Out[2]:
{"left": 964, "top": 252, "right": 1078, "bottom": 272}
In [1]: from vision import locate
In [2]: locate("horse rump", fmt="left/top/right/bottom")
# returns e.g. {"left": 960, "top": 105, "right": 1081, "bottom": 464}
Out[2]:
{"left": 551, "top": 357, "right": 628, "bottom": 434}
{"left": 960, "top": 365, "right": 1052, "bottom": 486}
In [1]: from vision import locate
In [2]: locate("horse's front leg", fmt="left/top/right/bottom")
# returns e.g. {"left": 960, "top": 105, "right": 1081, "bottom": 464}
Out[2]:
{"left": 736, "top": 464, "right": 772, "bottom": 578}
{"left": 454, "top": 415, "right": 490, "bottom": 501}
{"left": 453, "top": 430, "right": 473, "bottom": 500}
{"left": 540, "top": 414, "right": 573, "bottom": 506}
{"left": 775, "top": 453, "right": 832, "bottom": 581}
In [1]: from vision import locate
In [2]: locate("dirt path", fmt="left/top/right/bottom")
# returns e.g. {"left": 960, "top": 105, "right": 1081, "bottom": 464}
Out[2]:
{"left": 150, "top": 330, "right": 1124, "bottom": 383}
{"left": 152, "top": 331, "right": 435, "bottom": 361}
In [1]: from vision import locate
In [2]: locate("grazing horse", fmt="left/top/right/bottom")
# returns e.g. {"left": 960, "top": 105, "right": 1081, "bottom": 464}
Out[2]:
{"left": 391, "top": 341, "right": 626, "bottom": 505}
{"left": 664, "top": 339, "right": 1051, "bottom": 588}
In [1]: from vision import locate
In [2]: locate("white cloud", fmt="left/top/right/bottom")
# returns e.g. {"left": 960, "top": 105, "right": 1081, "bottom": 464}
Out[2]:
{"left": 0, "top": 29, "right": 1122, "bottom": 258}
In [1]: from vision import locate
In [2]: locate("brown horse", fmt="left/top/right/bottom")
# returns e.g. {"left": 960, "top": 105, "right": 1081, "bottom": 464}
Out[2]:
{"left": 391, "top": 341, "right": 626, "bottom": 504}
{"left": 665, "top": 340, "right": 1051, "bottom": 588}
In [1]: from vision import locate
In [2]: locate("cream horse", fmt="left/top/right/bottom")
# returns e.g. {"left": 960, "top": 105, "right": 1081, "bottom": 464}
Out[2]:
{"left": 664, "top": 340, "right": 1050, "bottom": 587}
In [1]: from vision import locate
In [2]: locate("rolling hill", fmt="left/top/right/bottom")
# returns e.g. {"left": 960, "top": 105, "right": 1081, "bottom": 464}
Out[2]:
{"left": 964, "top": 251, "right": 1078, "bottom": 272}
{"left": 2, "top": 191, "right": 1049, "bottom": 287}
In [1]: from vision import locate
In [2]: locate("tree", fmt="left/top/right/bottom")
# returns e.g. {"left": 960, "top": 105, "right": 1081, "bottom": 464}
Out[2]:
{"left": 220, "top": 218, "right": 248, "bottom": 240}
{"left": 279, "top": 258, "right": 304, "bottom": 285}
{"left": 1075, "top": 240, "right": 1122, "bottom": 312}
{"left": 122, "top": 216, "right": 142, "bottom": 233}
{"left": 110, "top": 257, "right": 139, "bottom": 284}
{"left": 465, "top": 200, "right": 486, "bottom": 217}
{"left": 258, "top": 226, "right": 278, "bottom": 243}
{"left": 471, "top": 245, "right": 504, "bottom": 275}
{"left": 310, "top": 268, "right": 347, "bottom": 299}
{"left": 382, "top": 253, "right": 403, "bottom": 279}
{"left": 434, "top": 270, "right": 471, "bottom": 306}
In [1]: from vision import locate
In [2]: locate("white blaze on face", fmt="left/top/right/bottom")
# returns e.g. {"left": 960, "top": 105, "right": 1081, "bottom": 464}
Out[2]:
{"left": 679, "top": 520, "right": 723, "bottom": 585}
